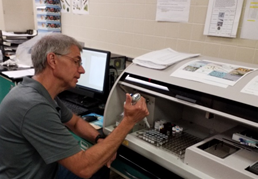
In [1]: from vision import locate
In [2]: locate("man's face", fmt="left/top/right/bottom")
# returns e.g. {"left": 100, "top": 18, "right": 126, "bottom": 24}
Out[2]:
{"left": 54, "top": 45, "right": 85, "bottom": 89}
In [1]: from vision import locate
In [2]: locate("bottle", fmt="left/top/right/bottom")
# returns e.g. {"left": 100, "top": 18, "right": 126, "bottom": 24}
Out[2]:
{"left": 131, "top": 93, "right": 150, "bottom": 128}
{"left": 115, "top": 102, "right": 125, "bottom": 127}
{"left": 115, "top": 93, "right": 150, "bottom": 128}
{"left": 115, "top": 93, "right": 140, "bottom": 127}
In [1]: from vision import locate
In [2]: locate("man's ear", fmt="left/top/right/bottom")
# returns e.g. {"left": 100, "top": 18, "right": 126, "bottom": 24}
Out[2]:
{"left": 47, "top": 52, "right": 57, "bottom": 69}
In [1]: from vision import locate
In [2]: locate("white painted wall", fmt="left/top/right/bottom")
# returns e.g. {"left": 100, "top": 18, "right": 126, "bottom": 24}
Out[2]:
{"left": 1, "top": 0, "right": 34, "bottom": 32}
{"left": 0, "top": 0, "right": 5, "bottom": 30}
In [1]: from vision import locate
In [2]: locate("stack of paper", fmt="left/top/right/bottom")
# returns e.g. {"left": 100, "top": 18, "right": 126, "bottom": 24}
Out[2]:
{"left": 170, "top": 60, "right": 256, "bottom": 88}
{"left": 241, "top": 76, "right": 258, "bottom": 96}
{"left": 2, "top": 69, "right": 34, "bottom": 79}
{"left": 133, "top": 48, "right": 199, "bottom": 70}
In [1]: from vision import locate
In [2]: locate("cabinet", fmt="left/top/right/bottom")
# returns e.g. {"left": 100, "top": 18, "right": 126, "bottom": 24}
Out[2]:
{"left": 70, "top": 131, "right": 93, "bottom": 151}
{"left": 113, "top": 145, "right": 183, "bottom": 179}
{"left": 0, "top": 75, "right": 15, "bottom": 103}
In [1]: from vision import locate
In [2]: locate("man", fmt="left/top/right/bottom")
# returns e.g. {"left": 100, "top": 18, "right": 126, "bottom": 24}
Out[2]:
{"left": 0, "top": 34, "right": 149, "bottom": 179}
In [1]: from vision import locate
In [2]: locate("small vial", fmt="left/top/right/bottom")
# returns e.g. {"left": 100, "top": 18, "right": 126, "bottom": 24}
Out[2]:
{"left": 175, "top": 129, "right": 180, "bottom": 137}
{"left": 154, "top": 121, "right": 161, "bottom": 131}
{"left": 172, "top": 127, "right": 176, "bottom": 136}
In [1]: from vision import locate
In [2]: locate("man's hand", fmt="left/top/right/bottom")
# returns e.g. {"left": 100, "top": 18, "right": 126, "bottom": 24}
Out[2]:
{"left": 123, "top": 93, "right": 149, "bottom": 124}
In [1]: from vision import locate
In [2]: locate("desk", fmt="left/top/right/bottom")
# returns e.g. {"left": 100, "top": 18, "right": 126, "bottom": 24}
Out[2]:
{"left": 0, "top": 75, "right": 15, "bottom": 103}
{"left": 70, "top": 131, "right": 93, "bottom": 151}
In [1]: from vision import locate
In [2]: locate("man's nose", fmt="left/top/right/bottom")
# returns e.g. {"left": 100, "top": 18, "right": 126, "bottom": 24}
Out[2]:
{"left": 79, "top": 65, "right": 85, "bottom": 74}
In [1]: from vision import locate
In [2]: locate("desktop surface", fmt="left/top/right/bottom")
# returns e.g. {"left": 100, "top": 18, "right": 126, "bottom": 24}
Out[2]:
{"left": 0, "top": 65, "right": 25, "bottom": 75}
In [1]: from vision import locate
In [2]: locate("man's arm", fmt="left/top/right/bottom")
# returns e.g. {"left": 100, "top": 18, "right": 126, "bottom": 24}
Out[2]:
{"left": 65, "top": 114, "right": 100, "bottom": 144}
{"left": 58, "top": 93, "right": 149, "bottom": 179}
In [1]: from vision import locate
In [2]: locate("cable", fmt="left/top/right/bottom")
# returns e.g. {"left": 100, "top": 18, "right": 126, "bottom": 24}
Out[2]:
{"left": 109, "top": 65, "right": 118, "bottom": 81}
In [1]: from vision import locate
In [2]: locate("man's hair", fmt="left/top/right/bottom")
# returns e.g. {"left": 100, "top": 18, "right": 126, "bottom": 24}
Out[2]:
{"left": 31, "top": 33, "right": 83, "bottom": 74}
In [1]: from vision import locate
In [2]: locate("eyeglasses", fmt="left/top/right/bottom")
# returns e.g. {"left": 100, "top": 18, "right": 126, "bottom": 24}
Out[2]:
{"left": 55, "top": 53, "right": 82, "bottom": 67}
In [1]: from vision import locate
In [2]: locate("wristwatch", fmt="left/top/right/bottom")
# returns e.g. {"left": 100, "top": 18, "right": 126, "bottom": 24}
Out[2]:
{"left": 94, "top": 134, "right": 105, "bottom": 144}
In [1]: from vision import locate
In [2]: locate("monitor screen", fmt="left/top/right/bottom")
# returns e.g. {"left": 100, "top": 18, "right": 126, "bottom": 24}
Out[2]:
{"left": 69, "top": 47, "right": 110, "bottom": 101}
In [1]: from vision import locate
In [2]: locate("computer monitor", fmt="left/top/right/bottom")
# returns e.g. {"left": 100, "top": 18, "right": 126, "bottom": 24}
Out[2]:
{"left": 69, "top": 47, "right": 111, "bottom": 102}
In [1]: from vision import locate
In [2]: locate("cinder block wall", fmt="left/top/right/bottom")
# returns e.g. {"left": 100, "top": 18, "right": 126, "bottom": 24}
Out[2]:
{"left": 61, "top": 0, "right": 258, "bottom": 64}
{"left": 2, "top": 0, "right": 257, "bottom": 64}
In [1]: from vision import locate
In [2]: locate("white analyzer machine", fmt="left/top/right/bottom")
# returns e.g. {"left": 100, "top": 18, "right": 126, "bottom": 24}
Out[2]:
{"left": 103, "top": 55, "right": 258, "bottom": 179}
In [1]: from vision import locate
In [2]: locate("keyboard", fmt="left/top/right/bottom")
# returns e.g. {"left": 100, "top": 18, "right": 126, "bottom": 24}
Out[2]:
{"left": 65, "top": 97, "right": 100, "bottom": 109}
{"left": 80, "top": 97, "right": 100, "bottom": 108}
{"left": 61, "top": 99, "right": 88, "bottom": 115}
